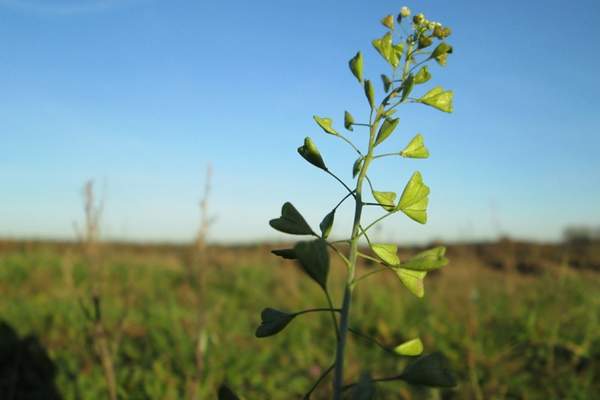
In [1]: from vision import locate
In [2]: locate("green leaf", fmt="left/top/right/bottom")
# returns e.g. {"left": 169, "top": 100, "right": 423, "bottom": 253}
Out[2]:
{"left": 392, "top": 43, "right": 404, "bottom": 65}
{"left": 381, "top": 74, "right": 392, "bottom": 93}
{"left": 371, "top": 243, "right": 400, "bottom": 266}
{"left": 381, "top": 14, "right": 394, "bottom": 30}
{"left": 298, "top": 136, "right": 327, "bottom": 170}
{"left": 414, "top": 66, "right": 431, "bottom": 84}
{"left": 399, "top": 352, "right": 457, "bottom": 387}
{"left": 394, "top": 338, "right": 424, "bottom": 356}
{"left": 218, "top": 384, "right": 241, "bottom": 400}
{"left": 349, "top": 52, "right": 363, "bottom": 83}
{"left": 352, "top": 157, "right": 363, "bottom": 178}
{"left": 372, "top": 190, "right": 397, "bottom": 212}
{"left": 344, "top": 111, "right": 355, "bottom": 131}
{"left": 400, "top": 134, "right": 429, "bottom": 159}
{"left": 397, "top": 172, "right": 430, "bottom": 224}
{"left": 319, "top": 210, "right": 335, "bottom": 239}
{"left": 352, "top": 372, "right": 376, "bottom": 400}
{"left": 372, "top": 32, "right": 391, "bottom": 62}
{"left": 395, "top": 268, "right": 427, "bottom": 297}
{"left": 400, "top": 74, "right": 414, "bottom": 102}
{"left": 255, "top": 308, "right": 296, "bottom": 338}
{"left": 372, "top": 32, "right": 400, "bottom": 68}
{"left": 271, "top": 248, "right": 297, "bottom": 260}
{"left": 419, "top": 86, "right": 453, "bottom": 113}
{"left": 364, "top": 80, "right": 375, "bottom": 109}
{"left": 269, "top": 202, "right": 314, "bottom": 235}
{"left": 313, "top": 115, "right": 338, "bottom": 135}
{"left": 294, "top": 239, "right": 330, "bottom": 290}
{"left": 418, "top": 35, "right": 433, "bottom": 49}
{"left": 401, "top": 246, "right": 448, "bottom": 271}
{"left": 374, "top": 117, "right": 399, "bottom": 146}
{"left": 431, "top": 42, "right": 453, "bottom": 66}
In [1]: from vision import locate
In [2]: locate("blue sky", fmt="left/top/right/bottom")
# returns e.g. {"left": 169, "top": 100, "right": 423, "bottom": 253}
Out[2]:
{"left": 1, "top": 0, "right": 599, "bottom": 244}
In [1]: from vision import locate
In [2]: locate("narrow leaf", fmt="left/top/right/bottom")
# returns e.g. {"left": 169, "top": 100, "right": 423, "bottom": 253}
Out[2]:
{"left": 395, "top": 268, "right": 427, "bottom": 297}
{"left": 401, "top": 246, "right": 448, "bottom": 271}
{"left": 294, "top": 239, "right": 330, "bottom": 290}
{"left": 394, "top": 338, "right": 424, "bottom": 356}
{"left": 269, "top": 202, "right": 313, "bottom": 235}
{"left": 271, "top": 248, "right": 297, "bottom": 260}
{"left": 397, "top": 172, "right": 430, "bottom": 224}
{"left": 374, "top": 117, "right": 399, "bottom": 146}
{"left": 313, "top": 115, "right": 338, "bottom": 135}
{"left": 371, "top": 243, "right": 400, "bottom": 266}
{"left": 298, "top": 136, "right": 327, "bottom": 170}
{"left": 372, "top": 191, "right": 397, "bottom": 212}
{"left": 414, "top": 66, "right": 431, "bottom": 84}
{"left": 349, "top": 52, "right": 363, "bottom": 83}
{"left": 400, "top": 134, "right": 429, "bottom": 159}
{"left": 344, "top": 111, "right": 355, "bottom": 131}
{"left": 419, "top": 86, "right": 453, "bottom": 113}
{"left": 400, "top": 74, "right": 414, "bottom": 102}
{"left": 400, "top": 352, "right": 457, "bottom": 387}
{"left": 352, "top": 157, "right": 363, "bottom": 178}
{"left": 381, "top": 74, "right": 392, "bottom": 93}
{"left": 364, "top": 80, "right": 375, "bottom": 109}
{"left": 319, "top": 210, "right": 335, "bottom": 239}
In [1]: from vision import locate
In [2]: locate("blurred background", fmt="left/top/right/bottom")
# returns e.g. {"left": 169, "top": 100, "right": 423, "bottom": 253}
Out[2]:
{"left": 1, "top": 0, "right": 599, "bottom": 398}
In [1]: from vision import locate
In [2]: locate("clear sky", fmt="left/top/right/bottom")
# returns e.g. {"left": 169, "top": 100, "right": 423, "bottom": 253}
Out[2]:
{"left": 1, "top": 0, "right": 599, "bottom": 244}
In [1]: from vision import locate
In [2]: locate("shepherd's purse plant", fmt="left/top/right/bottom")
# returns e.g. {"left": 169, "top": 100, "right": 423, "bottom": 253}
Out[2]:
{"left": 256, "top": 6, "right": 457, "bottom": 399}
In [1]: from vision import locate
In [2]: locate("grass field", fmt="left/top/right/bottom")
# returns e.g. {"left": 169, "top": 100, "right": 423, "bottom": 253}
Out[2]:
{"left": 0, "top": 240, "right": 599, "bottom": 399}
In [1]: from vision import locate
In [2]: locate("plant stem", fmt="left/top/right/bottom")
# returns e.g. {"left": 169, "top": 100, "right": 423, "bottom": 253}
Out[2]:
{"left": 294, "top": 308, "right": 341, "bottom": 317}
{"left": 325, "top": 291, "right": 340, "bottom": 341}
{"left": 303, "top": 363, "right": 335, "bottom": 399}
{"left": 332, "top": 107, "right": 380, "bottom": 399}
{"left": 326, "top": 170, "right": 356, "bottom": 198}
{"left": 352, "top": 266, "right": 388, "bottom": 285}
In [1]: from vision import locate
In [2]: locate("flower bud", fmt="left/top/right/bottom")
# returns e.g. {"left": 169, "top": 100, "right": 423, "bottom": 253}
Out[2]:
{"left": 413, "top": 13, "right": 425, "bottom": 25}
{"left": 400, "top": 6, "right": 410, "bottom": 17}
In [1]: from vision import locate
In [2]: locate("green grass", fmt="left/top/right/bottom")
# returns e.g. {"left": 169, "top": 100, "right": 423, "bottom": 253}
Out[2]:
{"left": 0, "top": 246, "right": 599, "bottom": 399}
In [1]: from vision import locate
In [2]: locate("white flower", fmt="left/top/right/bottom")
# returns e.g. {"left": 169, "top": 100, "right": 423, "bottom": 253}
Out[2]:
{"left": 400, "top": 6, "right": 411, "bottom": 18}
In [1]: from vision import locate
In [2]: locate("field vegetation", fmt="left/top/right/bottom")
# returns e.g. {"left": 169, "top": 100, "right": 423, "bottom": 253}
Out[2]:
{"left": 1, "top": 239, "right": 598, "bottom": 399}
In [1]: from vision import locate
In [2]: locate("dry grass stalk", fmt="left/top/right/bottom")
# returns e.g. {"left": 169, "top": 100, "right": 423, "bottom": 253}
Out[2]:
{"left": 187, "top": 165, "right": 216, "bottom": 400}
{"left": 77, "top": 180, "right": 118, "bottom": 400}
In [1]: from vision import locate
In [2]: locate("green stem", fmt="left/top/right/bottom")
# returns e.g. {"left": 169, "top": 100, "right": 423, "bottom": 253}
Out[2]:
{"left": 326, "top": 242, "right": 350, "bottom": 266}
{"left": 348, "top": 328, "right": 397, "bottom": 355}
{"left": 325, "top": 291, "right": 340, "bottom": 341}
{"left": 332, "top": 107, "right": 381, "bottom": 399}
{"left": 359, "top": 212, "right": 395, "bottom": 239}
{"left": 337, "top": 134, "right": 363, "bottom": 156}
{"left": 352, "top": 266, "right": 387, "bottom": 285}
{"left": 303, "top": 363, "right": 335, "bottom": 399}
{"left": 356, "top": 252, "right": 383, "bottom": 265}
{"left": 326, "top": 170, "right": 356, "bottom": 198}
{"left": 333, "top": 190, "right": 355, "bottom": 211}
{"left": 294, "top": 308, "right": 341, "bottom": 317}
{"left": 373, "top": 152, "right": 401, "bottom": 159}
